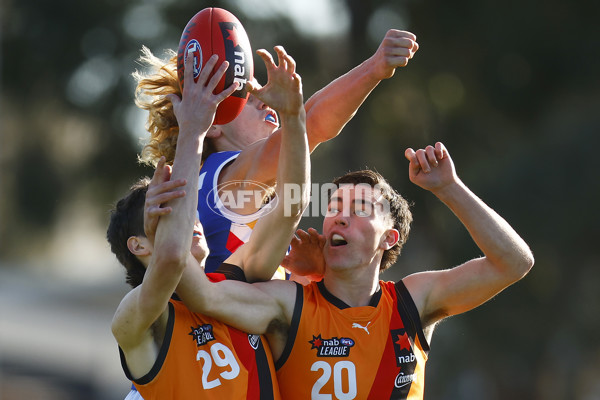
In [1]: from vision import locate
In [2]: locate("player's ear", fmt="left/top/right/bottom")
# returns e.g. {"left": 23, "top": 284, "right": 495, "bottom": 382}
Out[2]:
{"left": 207, "top": 125, "right": 223, "bottom": 139}
{"left": 127, "top": 236, "right": 152, "bottom": 257}
{"left": 380, "top": 229, "right": 400, "bottom": 250}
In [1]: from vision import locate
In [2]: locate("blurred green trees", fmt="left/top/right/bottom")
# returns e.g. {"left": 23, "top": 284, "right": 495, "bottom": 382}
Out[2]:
{"left": 1, "top": 0, "right": 599, "bottom": 398}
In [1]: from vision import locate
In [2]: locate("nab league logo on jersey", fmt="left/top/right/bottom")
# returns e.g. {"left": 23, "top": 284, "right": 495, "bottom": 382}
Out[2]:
{"left": 309, "top": 334, "right": 355, "bottom": 357}
{"left": 189, "top": 324, "right": 216, "bottom": 347}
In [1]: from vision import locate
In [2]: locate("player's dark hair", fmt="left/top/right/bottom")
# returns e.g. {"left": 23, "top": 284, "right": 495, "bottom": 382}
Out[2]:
{"left": 106, "top": 177, "right": 150, "bottom": 288}
{"left": 332, "top": 170, "right": 412, "bottom": 271}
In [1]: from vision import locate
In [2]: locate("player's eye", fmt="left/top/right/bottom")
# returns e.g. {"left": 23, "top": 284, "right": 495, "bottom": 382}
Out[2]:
{"left": 326, "top": 206, "right": 340, "bottom": 216}
{"left": 355, "top": 209, "right": 369, "bottom": 217}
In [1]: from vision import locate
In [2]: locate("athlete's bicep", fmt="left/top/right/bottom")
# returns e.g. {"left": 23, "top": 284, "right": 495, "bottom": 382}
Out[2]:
{"left": 112, "top": 288, "right": 164, "bottom": 349}
{"left": 178, "top": 263, "right": 290, "bottom": 334}
{"left": 404, "top": 257, "right": 514, "bottom": 326}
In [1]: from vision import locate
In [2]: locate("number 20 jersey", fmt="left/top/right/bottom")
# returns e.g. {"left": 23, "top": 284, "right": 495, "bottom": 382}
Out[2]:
{"left": 275, "top": 280, "right": 430, "bottom": 400}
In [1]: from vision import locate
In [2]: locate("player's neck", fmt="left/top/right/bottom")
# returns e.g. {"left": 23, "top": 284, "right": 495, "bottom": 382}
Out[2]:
{"left": 322, "top": 267, "right": 380, "bottom": 308}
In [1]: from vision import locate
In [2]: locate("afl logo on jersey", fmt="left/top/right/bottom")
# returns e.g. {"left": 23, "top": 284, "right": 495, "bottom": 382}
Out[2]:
{"left": 184, "top": 39, "right": 202, "bottom": 79}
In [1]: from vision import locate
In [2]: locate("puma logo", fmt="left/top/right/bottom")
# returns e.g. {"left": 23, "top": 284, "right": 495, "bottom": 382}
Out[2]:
{"left": 352, "top": 322, "right": 371, "bottom": 335}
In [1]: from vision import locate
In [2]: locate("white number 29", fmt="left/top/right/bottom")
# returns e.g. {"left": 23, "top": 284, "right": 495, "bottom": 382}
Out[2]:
{"left": 196, "top": 342, "right": 241, "bottom": 389}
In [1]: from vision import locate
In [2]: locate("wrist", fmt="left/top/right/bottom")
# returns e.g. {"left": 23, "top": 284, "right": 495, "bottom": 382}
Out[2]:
{"left": 361, "top": 55, "right": 391, "bottom": 82}
{"left": 431, "top": 179, "right": 466, "bottom": 203}
{"left": 279, "top": 107, "right": 306, "bottom": 125}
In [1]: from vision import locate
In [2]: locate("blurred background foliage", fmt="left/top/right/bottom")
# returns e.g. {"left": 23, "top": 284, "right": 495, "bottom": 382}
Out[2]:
{"left": 1, "top": 0, "right": 599, "bottom": 399}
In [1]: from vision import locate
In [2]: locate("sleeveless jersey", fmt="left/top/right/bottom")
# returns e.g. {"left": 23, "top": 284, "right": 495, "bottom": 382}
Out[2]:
{"left": 276, "top": 280, "right": 430, "bottom": 400}
{"left": 120, "top": 269, "right": 281, "bottom": 400}
{"left": 197, "top": 151, "right": 286, "bottom": 279}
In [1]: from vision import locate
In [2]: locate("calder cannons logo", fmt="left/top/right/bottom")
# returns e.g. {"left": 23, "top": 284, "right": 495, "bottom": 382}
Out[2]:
{"left": 309, "top": 334, "right": 355, "bottom": 357}
{"left": 189, "top": 324, "right": 216, "bottom": 347}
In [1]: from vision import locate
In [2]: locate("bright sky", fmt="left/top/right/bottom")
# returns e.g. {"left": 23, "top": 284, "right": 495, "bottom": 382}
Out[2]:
{"left": 226, "top": 0, "right": 350, "bottom": 37}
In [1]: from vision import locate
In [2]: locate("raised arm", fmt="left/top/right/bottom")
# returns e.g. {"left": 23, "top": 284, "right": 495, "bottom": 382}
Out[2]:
{"left": 233, "top": 46, "right": 310, "bottom": 281}
{"left": 304, "top": 29, "right": 419, "bottom": 148}
{"left": 145, "top": 164, "right": 296, "bottom": 341}
{"left": 112, "top": 55, "right": 237, "bottom": 353}
{"left": 221, "top": 31, "right": 419, "bottom": 192}
{"left": 402, "top": 143, "right": 534, "bottom": 328}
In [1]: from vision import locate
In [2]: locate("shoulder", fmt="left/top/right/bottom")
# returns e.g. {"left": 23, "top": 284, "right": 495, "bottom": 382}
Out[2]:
{"left": 255, "top": 280, "right": 300, "bottom": 318}
{"left": 202, "top": 151, "right": 240, "bottom": 169}
{"left": 199, "top": 151, "right": 240, "bottom": 183}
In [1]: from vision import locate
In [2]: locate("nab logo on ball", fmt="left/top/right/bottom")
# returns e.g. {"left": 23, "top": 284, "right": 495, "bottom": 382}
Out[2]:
{"left": 218, "top": 21, "right": 251, "bottom": 97}
{"left": 184, "top": 39, "right": 203, "bottom": 79}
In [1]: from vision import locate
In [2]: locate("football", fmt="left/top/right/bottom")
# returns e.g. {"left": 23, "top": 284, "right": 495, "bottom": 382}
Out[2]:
{"left": 177, "top": 8, "right": 253, "bottom": 125}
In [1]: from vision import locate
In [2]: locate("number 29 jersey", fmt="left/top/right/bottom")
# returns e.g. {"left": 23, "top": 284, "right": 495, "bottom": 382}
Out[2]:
{"left": 120, "top": 270, "right": 281, "bottom": 400}
{"left": 275, "top": 280, "right": 430, "bottom": 400}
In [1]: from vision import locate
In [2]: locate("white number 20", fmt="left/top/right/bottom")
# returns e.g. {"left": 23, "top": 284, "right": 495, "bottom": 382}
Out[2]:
{"left": 311, "top": 360, "right": 357, "bottom": 400}
{"left": 196, "top": 342, "right": 240, "bottom": 389}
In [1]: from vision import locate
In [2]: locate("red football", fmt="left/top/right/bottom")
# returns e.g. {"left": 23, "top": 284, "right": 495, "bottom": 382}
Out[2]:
{"left": 177, "top": 8, "right": 253, "bottom": 125}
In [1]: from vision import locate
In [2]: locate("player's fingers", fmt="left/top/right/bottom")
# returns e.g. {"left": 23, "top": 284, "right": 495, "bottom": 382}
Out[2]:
{"left": 148, "top": 190, "right": 186, "bottom": 206}
{"left": 405, "top": 147, "right": 425, "bottom": 174}
{"left": 291, "top": 73, "right": 302, "bottom": 92}
{"left": 307, "top": 228, "right": 325, "bottom": 243}
{"left": 273, "top": 46, "right": 289, "bottom": 72}
{"left": 219, "top": 80, "right": 240, "bottom": 101}
{"left": 246, "top": 80, "right": 256, "bottom": 92}
{"left": 389, "top": 37, "right": 418, "bottom": 51}
{"left": 296, "top": 229, "right": 310, "bottom": 241}
{"left": 415, "top": 149, "right": 431, "bottom": 172}
{"left": 289, "top": 236, "right": 300, "bottom": 248}
{"left": 425, "top": 145, "right": 439, "bottom": 168}
{"left": 256, "top": 49, "right": 276, "bottom": 70}
{"left": 166, "top": 94, "right": 181, "bottom": 109}
{"left": 434, "top": 142, "right": 446, "bottom": 160}
{"left": 151, "top": 157, "right": 166, "bottom": 183}
{"left": 198, "top": 54, "right": 219, "bottom": 87}
{"left": 148, "top": 206, "right": 173, "bottom": 218}
{"left": 152, "top": 179, "right": 187, "bottom": 196}
{"left": 183, "top": 50, "right": 196, "bottom": 87}
{"left": 386, "top": 29, "right": 417, "bottom": 42}
{"left": 206, "top": 60, "right": 229, "bottom": 92}
{"left": 412, "top": 40, "right": 420, "bottom": 53}
{"left": 307, "top": 227, "right": 320, "bottom": 234}
{"left": 275, "top": 46, "right": 295, "bottom": 73}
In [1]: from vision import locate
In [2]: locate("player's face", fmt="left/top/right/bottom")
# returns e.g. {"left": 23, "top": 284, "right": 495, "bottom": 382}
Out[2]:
{"left": 191, "top": 219, "right": 209, "bottom": 264}
{"left": 220, "top": 91, "right": 279, "bottom": 149}
{"left": 322, "top": 185, "right": 392, "bottom": 271}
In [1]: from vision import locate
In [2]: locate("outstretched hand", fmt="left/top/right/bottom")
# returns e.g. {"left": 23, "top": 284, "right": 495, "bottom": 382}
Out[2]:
{"left": 404, "top": 142, "right": 458, "bottom": 193}
{"left": 370, "top": 29, "right": 419, "bottom": 80}
{"left": 143, "top": 156, "right": 187, "bottom": 242}
{"left": 247, "top": 46, "right": 304, "bottom": 116}
{"left": 282, "top": 228, "right": 326, "bottom": 281}
{"left": 169, "top": 54, "right": 240, "bottom": 134}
